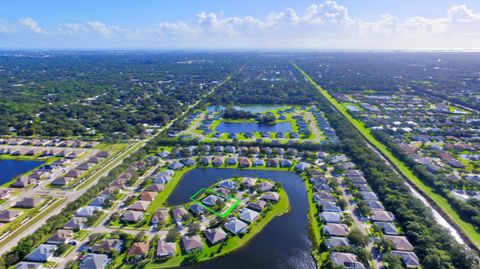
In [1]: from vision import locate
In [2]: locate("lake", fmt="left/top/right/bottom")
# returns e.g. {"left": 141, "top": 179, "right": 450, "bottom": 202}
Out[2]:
{"left": 167, "top": 168, "right": 315, "bottom": 269}
{"left": 0, "top": 159, "right": 44, "bottom": 185}
{"left": 234, "top": 105, "right": 287, "bottom": 113}
{"left": 216, "top": 122, "right": 292, "bottom": 134}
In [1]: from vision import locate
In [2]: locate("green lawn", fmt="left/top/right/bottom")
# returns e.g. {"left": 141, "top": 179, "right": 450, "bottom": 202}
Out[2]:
{"left": 294, "top": 63, "right": 480, "bottom": 250}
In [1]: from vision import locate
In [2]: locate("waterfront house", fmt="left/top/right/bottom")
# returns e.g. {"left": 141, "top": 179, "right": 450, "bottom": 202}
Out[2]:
{"left": 156, "top": 240, "right": 177, "bottom": 258}
{"left": 203, "top": 228, "right": 228, "bottom": 245}
{"left": 224, "top": 217, "right": 248, "bottom": 235}
{"left": 182, "top": 235, "right": 203, "bottom": 252}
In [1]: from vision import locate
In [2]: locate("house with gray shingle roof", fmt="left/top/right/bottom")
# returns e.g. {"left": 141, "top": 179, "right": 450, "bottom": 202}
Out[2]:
{"left": 203, "top": 228, "right": 228, "bottom": 245}
{"left": 182, "top": 235, "right": 203, "bottom": 252}
{"left": 156, "top": 240, "right": 177, "bottom": 258}
{"left": 189, "top": 203, "right": 207, "bottom": 216}
{"left": 26, "top": 244, "right": 57, "bottom": 262}
{"left": 218, "top": 179, "right": 238, "bottom": 190}
{"left": 46, "top": 229, "right": 73, "bottom": 245}
{"left": 0, "top": 210, "right": 21, "bottom": 222}
{"left": 385, "top": 236, "right": 414, "bottom": 251}
{"left": 224, "top": 217, "right": 248, "bottom": 235}
{"left": 80, "top": 254, "right": 109, "bottom": 269}
{"left": 260, "top": 192, "right": 280, "bottom": 202}
{"left": 391, "top": 251, "right": 420, "bottom": 268}
{"left": 121, "top": 211, "right": 144, "bottom": 223}
{"left": 323, "top": 223, "right": 349, "bottom": 237}
{"left": 370, "top": 211, "right": 395, "bottom": 222}
{"left": 14, "top": 262, "right": 42, "bottom": 269}
{"left": 327, "top": 237, "right": 351, "bottom": 248}
{"left": 319, "top": 211, "right": 342, "bottom": 223}
{"left": 169, "top": 162, "right": 184, "bottom": 170}
{"left": 331, "top": 252, "right": 365, "bottom": 269}
{"left": 202, "top": 194, "right": 224, "bottom": 206}
{"left": 374, "top": 222, "right": 398, "bottom": 235}
{"left": 247, "top": 200, "right": 267, "bottom": 212}
{"left": 239, "top": 208, "right": 260, "bottom": 223}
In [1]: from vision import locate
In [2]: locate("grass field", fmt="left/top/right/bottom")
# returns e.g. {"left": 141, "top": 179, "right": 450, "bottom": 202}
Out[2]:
{"left": 294, "top": 63, "right": 480, "bottom": 250}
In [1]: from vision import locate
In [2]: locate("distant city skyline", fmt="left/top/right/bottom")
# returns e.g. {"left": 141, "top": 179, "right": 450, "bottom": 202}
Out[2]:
{"left": 1, "top": 0, "right": 480, "bottom": 49}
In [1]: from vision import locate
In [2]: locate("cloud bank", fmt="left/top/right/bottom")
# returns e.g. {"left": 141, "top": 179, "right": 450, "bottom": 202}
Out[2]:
{"left": 1, "top": 1, "right": 480, "bottom": 49}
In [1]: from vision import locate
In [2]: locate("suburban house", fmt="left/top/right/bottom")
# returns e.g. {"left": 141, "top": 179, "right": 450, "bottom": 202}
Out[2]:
{"left": 14, "top": 262, "right": 43, "bottom": 269}
{"left": 169, "top": 162, "right": 184, "bottom": 170}
{"left": 182, "top": 235, "right": 204, "bottom": 253}
{"left": 122, "top": 211, "right": 144, "bottom": 223}
{"left": 319, "top": 212, "right": 342, "bottom": 223}
{"left": 258, "top": 182, "right": 274, "bottom": 192}
{"left": 218, "top": 179, "right": 238, "bottom": 190}
{"left": 139, "top": 191, "right": 157, "bottom": 202}
{"left": 15, "top": 197, "right": 43, "bottom": 208}
{"left": 76, "top": 206, "right": 101, "bottom": 217}
{"left": 323, "top": 223, "right": 349, "bottom": 237}
{"left": 224, "top": 217, "right": 248, "bottom": 235}
{"left": 202, "top": 194, "right": 224, "bottom": 206}
{"left": 171, "top": 207, "right": 189, "bottom": 221}
{"left": 374, "top": 222, "right": 398, "bottom": 235}
{"left": 156, "top": 240, "right": 177, "bottom": 258}
{"left": 331, "top": 252, "right": 365, "bottom": 269}
{"left": 151, "top": 208, "right": 169, "bottom": 224}
{"left": 327, "top": 237, "right": 351, "bottom": 248}
{"left": 0, "top": 210, "right": 21, "bottom": 222}
{"left": 260, "top": 192, "right": 280, "bottom": 202}
{"left": 145, "top": 184, "right": 165, "bottom": 192}
{"left": 128, "top": 200, "right": 151, "bottom": 211}
{"left": 91, "top": 239, "right": 124, "bottom": 253}
{"left": 239, "top": 208, "right": 259, "bottom": 223}
{"left": 26, "top": 244, "right": 57, "bottom": 262}
{"left": 127, "top": 242, "right": 150, "bottom": 260}
{"left": 46, "top": 229, "right": 74, "bottom": 245}
{"left": 64, "top": 217, "right": 87, "bottom": 230}
{"left": 370, "top": 211, "right": 395, "bottom": 222}
{"left": 203, "top": 228, "right": 228, "bottom": 245}
{"left": 385, "top": 236, "right": 415, "bottom": 251}
{"left": 247, "top": 200, "right": 267, "bottom": 212}
{"left": 190, "top": 203, "right": 207, "bottom": 216}
{"left": 391, "top": 251, "right": 420, "bottom": 268}
{"left": 79, "top": 254, "right": 109, "bottom": 269}
{"left": 212, "top": 157, "right": 223, "bottom": 166}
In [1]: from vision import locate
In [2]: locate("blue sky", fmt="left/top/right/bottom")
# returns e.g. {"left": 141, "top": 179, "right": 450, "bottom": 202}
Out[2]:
{"left": 1, "top": 0, "right": 480, "bottom": 49}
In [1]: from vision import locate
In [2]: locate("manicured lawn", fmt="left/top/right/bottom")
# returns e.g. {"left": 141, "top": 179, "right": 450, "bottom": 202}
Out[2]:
{"left": 294, "top": 63, "right": 480, "bottom": 249}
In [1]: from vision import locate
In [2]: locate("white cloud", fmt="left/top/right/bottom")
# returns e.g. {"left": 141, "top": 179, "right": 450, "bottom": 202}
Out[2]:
{"left": 3, "top": 1, "right": 480, "bottom": 49}
{"left": 19, "top": 17, "right": 43, "bottom": 33}
{"left": 0, "top": 19, "right": 17, "bottom": 33}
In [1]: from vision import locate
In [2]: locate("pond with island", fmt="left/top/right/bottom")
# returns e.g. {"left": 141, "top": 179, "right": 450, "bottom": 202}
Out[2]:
{"left": 215, "top": 122, "right": 292, "bottom": 134}
{"left": 0, "top": 159, "right": 44, "bottom": 185}
{"left": 165, "top": 168, "right": 315, "bottom": 269}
